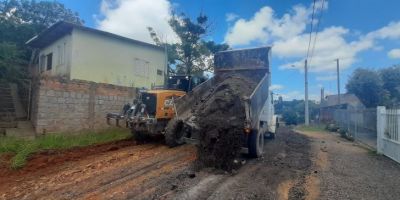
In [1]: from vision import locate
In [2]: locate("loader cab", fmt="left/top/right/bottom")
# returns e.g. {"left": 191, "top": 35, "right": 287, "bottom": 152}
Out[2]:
{"left": 141, "top": 90, "right": 186, "bottom": 119}
{"left": 167, "top": 75, "right": 206, "bottom": 92}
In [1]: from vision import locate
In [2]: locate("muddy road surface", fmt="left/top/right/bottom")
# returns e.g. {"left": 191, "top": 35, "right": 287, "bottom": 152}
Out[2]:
{"left": 0, "top": 140, "right": 197, "bottom": 200}
{"left": 0, "top": 128, "right": 312, "bottom": 200}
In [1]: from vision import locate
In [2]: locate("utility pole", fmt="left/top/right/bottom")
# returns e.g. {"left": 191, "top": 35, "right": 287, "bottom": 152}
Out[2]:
{"left": 336, "top": 58, "right": 341, "bottom": 105}
{"left": 305, "top": 59, "right": 309, "bottom": 126}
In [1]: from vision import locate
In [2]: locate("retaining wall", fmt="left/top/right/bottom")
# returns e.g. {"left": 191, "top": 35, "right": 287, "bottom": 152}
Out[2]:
{"left": 31, "top": 78, "right": 136, "bottom": 134}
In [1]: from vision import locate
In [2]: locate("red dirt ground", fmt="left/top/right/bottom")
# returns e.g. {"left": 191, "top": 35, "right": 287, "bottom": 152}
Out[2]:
{"left": 0, "top": 139, "right": 196, "bottom": 199}
{"left": 0, "top": 128, "right": 314, "bottom": 200}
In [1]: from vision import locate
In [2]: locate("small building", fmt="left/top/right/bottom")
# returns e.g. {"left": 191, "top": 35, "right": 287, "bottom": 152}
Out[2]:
{"left": 321, "top": 93, "right": 365, "bottom": 109}
{"left": 320, "top": 93, "right": 365, "bottom": 122}
{"left": 27, "top": 21, "right": 167, "bottom": 88}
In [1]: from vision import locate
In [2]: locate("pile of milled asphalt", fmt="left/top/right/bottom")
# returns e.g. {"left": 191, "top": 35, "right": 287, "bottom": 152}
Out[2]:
{"left": 192, "top": 75, "right": 257, "bottom": 171}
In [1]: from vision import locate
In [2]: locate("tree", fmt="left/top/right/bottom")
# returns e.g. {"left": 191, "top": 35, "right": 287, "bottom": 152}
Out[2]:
{"left": 148, "top": 13, "right": 229, "bottom": 76}
{"left": 0, "top": 0, "right": 83, "bottom": 81}
{"left": 379, "top": 65, "right": 400, "bottom": 106}
{"left": 274, "top": 99, "right": 319, "bottom": 125}
{"left": 0, "top": 42, "right": 25, "bottom": 82}
{"left": 346, "top": 68, "right": 383, "bottom": 108}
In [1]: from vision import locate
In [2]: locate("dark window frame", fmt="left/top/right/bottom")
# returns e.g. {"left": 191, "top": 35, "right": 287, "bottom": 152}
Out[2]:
{"left": 46, "top": 53, "right": 53, "bottom": 71}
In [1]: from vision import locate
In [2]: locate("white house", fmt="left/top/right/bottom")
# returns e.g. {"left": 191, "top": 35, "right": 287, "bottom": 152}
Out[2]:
{"left": 27, "top": 21, "right": 167, "bottom": 88}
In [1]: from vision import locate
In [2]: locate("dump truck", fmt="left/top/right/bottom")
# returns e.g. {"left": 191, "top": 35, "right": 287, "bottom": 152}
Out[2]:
{"left": 164, "top": 46, "right": 276, "bottom": 158}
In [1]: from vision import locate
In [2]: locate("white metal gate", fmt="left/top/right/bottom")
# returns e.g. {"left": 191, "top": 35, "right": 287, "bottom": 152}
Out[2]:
{"left": 377, "top": 106, "right": 400, "bottom": 163}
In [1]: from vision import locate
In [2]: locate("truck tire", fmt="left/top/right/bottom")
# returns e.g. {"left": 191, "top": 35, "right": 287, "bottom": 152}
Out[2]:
{"left": 264, "top": 131, "right": 276, "bottom": 139}
{"left": 165, "top": 118, "right": 185, "bottom": 147}
{"left": 248, "top": 129, "right": 264, "bottom": 158}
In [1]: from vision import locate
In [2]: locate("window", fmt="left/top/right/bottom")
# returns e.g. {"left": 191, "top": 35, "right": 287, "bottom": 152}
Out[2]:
{"left": 39, "top": 55, "right": 45, "bottom": 72}
{"left": 57, "top": 45, "right": 61, "bottom": 65}
{"left": 62, "top": 42, "right": 66, "bottom": 64}
{"left": 57, "top": 44, "right": 64, "bottom": 65}
{"left": 134, "top": 58, "right": 149, "bottom": 77}
{"left": 157, "top": 69, "right": 163, "bottom": 75}
{"left": 46, "top": 53, "right": 53, "bottom": 71}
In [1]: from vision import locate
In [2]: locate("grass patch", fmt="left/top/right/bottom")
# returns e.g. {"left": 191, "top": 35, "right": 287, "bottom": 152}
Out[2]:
{"left": 367, "top": 149, "right": 378, "bottom": 156}
{"left": 0, "top": 128, "right": 131, "bottom": 169}
{"left": 296, "top": 124, "right": 326, "bottom": 132}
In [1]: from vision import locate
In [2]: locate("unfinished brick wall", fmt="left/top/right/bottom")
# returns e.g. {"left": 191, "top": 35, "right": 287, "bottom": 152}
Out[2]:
{"left": 31, "top": 78, "right": 136, "bottom": 134}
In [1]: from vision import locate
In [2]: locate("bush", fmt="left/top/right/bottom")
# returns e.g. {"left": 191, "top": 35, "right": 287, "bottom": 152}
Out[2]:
{"left": 338, "top": 128, "right": 347, "bottom": 137}
{"left": 325, "top": 124, "right": 338, "bottom": 132}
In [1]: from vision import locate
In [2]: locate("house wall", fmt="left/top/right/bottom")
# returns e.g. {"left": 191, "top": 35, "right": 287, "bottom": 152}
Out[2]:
{"left": 70, "top": 29, "right": 166, "bottom": 88}
{"left": 31, "top": 78, "right": 136, "bottom": 134}
{"left": 38, "top": 34, "right": 72, "bottom": 77}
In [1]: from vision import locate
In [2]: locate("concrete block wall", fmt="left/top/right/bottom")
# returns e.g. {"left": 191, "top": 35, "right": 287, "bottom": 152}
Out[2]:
{"left": 31, "top": 78, "right": 136, "bottom": 134}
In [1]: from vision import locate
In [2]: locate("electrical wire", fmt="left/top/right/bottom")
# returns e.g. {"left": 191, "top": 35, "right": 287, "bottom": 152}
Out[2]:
{"left": 309, "top": 0, "right": 325, "bottom": 65}
{"left": 306, "top": 0, "right": 317, "bottom": 60}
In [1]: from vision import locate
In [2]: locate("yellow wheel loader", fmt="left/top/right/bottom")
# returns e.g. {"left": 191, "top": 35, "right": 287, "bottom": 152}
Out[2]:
{"left": 106, "top": 76, "right": 205, "bottom": 142}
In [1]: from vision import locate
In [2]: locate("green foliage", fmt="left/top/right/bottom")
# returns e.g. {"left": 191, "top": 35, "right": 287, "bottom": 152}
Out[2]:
{"left": 275, "top": 99, "right": 319, "bottom": 125}
{"left": 346, "top": 66, "right": 400, "bottom": 108}
{"left": 325, "top": 124, "right": 339, "bottom": 132}
{"left": 0, "top": 129, "right": 131, "bottom": 169}
{"left": 148, "top": 13, "right": 229, "bottom": 76}
{"left": 0, "top": 0, "right": 83, "bottom": 29}
{"left": 296, "top": 125, "right": 325, "bottom": 132}
{"left": 0, "top": 0, "right": 83, "bottom": 82}
{"left": 346, "top": 68, "right": 383, "bottom": 108}
{"left": 379, "top": 65, "right": 400, "bottom": 107}
{"left": 0, "top": 42, "right": 26, "bottom": 81}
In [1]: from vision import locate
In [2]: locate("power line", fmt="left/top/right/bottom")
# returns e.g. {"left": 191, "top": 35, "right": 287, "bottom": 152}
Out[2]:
{"left": 309, "top": 0, "right": 325, "bottom": 65}
{"left": 306, "top": 0, "right": 317, "bottom": 60}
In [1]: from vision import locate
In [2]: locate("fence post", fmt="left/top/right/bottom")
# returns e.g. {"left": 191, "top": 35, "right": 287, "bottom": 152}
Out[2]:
{"left": 377, "top": 106, "right": 386, "bottom": 154}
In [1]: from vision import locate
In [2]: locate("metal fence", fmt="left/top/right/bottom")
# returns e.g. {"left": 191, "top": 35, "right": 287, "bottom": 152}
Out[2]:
{"left": 377, "top": 107, "right": 400, "bottom": 163}
{"left": 333, "top": 108, "right": 377, "bottom": 149}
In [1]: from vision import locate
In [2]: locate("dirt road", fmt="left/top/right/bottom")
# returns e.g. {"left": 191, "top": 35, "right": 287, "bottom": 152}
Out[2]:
{"left": 299, "top": 129, "right": 400, "bottom": 200}
{"left": 0, "top": 140, "right": 197, "bottom": 200}
{"left": 0, "top": 128, "right": 312, "bottom": 200}
{"left": 1, "top": 128, "right": 400, "bottom": 200}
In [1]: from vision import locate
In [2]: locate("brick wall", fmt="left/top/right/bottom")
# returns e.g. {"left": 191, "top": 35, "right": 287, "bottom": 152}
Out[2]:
{"left": 31, "top": 78, "right": 136, "bottom": 134}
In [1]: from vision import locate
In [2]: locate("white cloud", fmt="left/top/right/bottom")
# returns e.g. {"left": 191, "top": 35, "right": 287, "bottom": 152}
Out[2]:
{"left": 275, "top": 27, "right": 375, "bottom": 72}
{"left": 226, "top": 13, "right": 239, "bottom": 22}
{"left": 279, "top": 90, "right": 303, "bottom": 101}
{"left": 224, "top": 1, "right": 400, "bottom": 73}
{"left": 388, "top": 49, "right": 400, "bottom": 59}
{"left": 96, "top": 0, "right": 178, "bottom": 44}
{"left": 270, "top": 84, "right": 284, "bottom": 90}
{"left": 278, "top": 90, "right": 320, "bottom": 101}
{"left": 366, "top": 21, "right": 400, "bottom": 40}
{"left": 316, "top": 75, "right": 337, "bottom": 81}
{"left": 224, "top": 5, "right": 310, "bottom": 46}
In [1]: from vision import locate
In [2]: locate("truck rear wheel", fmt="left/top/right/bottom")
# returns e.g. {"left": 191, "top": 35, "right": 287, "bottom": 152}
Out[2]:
{"left": 165, "top": 118, "right": 185, "bottom": 147}
{"left": 248, "top": 130, "right": 264, "bottom": 158}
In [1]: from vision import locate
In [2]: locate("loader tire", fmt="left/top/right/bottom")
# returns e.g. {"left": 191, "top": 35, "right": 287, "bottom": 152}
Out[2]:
{"left": 132, "top": 128, "right": 146, "bottom": 143}
{"left": 248, "top": 130, "right": 264, "bottom": 158}
{"left": 165, "top": 118, "right": 185, "bottom": 147}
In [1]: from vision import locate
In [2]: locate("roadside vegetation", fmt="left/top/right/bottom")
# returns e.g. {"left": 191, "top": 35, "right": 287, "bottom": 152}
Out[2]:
{"left": 296, "top": 124, "right": 326, "bottom": 132}
{"left": 0, "top": 129, "right": 131, "bottom": 169}
{"left": 346, "top": 65, "right": 400, "bottom": 108}
{"left": 275, "top": 99, "right": 320, "bottom": 125}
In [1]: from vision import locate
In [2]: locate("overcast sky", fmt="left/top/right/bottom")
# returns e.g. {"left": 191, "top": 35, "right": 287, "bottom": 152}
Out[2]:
{"left": 58, "top": 0, "right": 400, "bottom": 101}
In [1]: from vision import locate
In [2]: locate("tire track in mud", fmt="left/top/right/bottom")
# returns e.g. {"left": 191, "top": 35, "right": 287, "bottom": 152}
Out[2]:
{"left": 161, "top": 128, "right": 313, "bottom": 200}
{"left": 3, "top": 144, "right": 162, "bottom": 200}
{"left": 1, "top": 128, "right": 312, "bottom": 200}
{"left": 80, "top": 147, "right": 195, "bottom": 199}
{"left": 1, "top": 143, "right": 196, "bottom": 200}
